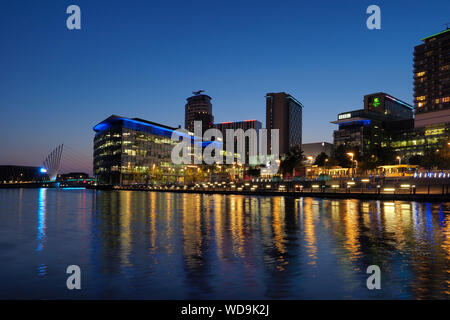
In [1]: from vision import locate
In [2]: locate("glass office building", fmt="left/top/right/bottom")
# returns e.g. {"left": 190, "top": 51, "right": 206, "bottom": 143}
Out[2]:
{"left": 93, "top": 115, "right": 193, "bottom": 185}
{"left": 387, "top": 123, "right": 449, "bottom": 158}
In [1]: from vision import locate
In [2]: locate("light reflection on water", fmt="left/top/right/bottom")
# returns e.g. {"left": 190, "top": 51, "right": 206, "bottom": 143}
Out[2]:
{"left": 0, "top": 188, "right": 449, "bottom": 299}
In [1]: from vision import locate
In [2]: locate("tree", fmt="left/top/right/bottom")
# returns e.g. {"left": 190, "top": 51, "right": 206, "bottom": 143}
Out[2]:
{"left": 329, "top": 145, "right": 352, "bottom": 167}
{"left": 246, "top": 167, "right": 261, "bottom": 178}
{"left": 413, "top": 148, "right": 450, "bottom": 169}
{"left": 408, "top": 155, "right": 422, "bottom": 166}
{"left": 358, "top": 154, "right": 378, "bottom": 171}
{"left": 376, "top": 146, "right": 396, "bottom": 165}
{"left": 314, "top": 152, "right": 329, "bottom": 167}
{"left": 148, "top": 166, "right": 163, "bottom": 184}
{"left": 280, "top": 146, "right": 305, "bottom": 176}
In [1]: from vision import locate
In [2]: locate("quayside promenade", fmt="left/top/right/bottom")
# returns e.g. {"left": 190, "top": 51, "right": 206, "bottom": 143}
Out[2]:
{"left": 92, "top": 182, "right": 450, "bottom": 202}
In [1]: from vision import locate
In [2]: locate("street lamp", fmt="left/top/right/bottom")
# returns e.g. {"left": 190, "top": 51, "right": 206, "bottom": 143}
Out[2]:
{"left": 347, "top": 152, "right": 354, "bottom": 177}
{"left": 346, "top": 152, "right": 354, "bottom": 161}
{"left": 396, "top": 156, "right": 401, "bottom": 165}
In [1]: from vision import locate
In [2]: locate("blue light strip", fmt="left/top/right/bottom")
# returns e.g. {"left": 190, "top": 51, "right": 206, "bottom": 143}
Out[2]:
{"left": 339, "top": 120, "right": 371, "bottom": 126}
{"left": 93, "top": 116, "right": 223, "bottom": 147}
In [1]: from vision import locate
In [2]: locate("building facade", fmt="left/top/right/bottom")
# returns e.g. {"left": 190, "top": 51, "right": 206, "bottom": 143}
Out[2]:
{"left": 414, "top": 28, "right": 450, "bottom": 127}
{"left": 386, "top": 29, "right": 450, "bottom": 159}
{"left": 185, "top": 92, "right": 214, "bottom": 133}
{"left": 93, "top": 115, "right": 187, "bottom": 185}
{"left": 266, "top": 92, "right": 303, "bottom": 155}
{"left": 388, "top": 123, "right": 449, "bottom": 158}
{"left": 0, "top": 165, "right": 47, "bottom": 183}
{"left": 331, "top": 93, "right": 414, "bottom": 156}
{"left": 213, "top": 119, "right": 263, "bottom": 164}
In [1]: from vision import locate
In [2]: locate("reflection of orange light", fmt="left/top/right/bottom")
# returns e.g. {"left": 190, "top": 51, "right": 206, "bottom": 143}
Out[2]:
{"left": 303, "top": 198, "right": 317, "bottom": 266}
{"left": 443, "top": 215, "right": 450, "bottom": 295}
{"left": 344, "top": 200, "right": 361, "bottom": 262}
{"left": 272, "top": 197, "right": 287, "bottom": 271}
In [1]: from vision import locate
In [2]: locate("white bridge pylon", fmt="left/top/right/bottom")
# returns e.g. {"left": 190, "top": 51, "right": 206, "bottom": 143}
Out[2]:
{"left": 43, "top": 144, "right": 64, "bottom": 181}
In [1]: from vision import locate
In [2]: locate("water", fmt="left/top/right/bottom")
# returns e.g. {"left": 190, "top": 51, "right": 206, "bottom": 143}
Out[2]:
{"left": 0, "top": 188, "right": 449, "bottom": 299}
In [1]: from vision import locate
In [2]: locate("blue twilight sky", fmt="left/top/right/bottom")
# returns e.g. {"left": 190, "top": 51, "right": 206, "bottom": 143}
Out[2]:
{"left": 1, "top": 0, "right": 449, "bottom": 174}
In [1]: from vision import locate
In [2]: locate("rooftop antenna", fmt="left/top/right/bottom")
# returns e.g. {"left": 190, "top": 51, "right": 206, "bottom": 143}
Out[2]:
{"left": 444, "top": 22, "right": 450, "bottom": 30}
{"left": 192, "top": 90, "right": 205, "bottom": 95}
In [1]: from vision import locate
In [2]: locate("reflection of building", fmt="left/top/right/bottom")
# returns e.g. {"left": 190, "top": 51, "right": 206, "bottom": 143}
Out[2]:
{"left": 302, "top": 142, "right": 333, "bottom": 160}
{"left": 266, "top": 92, "right": 303, "bottom": 155}
{"left": 414, "top": 28, "right": 450, "bottom": 127}
{"left": 185, "top": 92, "right": 214, "bottom": 133}
{"left": 93, "top": 115, "right": 188, "bottom": 185}
{"left": 0, "top": 165, "right": 47, "bottom": 182}
{"left": 213, "top": 119, "right": 262, "bottom": 164}
{"left": 331, "top": 93, "right": 414, "bottom": 156}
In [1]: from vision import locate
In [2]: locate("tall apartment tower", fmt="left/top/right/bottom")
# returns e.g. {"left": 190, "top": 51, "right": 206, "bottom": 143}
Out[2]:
{"left": 266, "top": 92, "right": 303, "bottom": 155}
{"left": 414, "top": 28, "right": 450, "bottom": 127}
{"left": 185, "top": 91, "right": 214, "bottom": 133}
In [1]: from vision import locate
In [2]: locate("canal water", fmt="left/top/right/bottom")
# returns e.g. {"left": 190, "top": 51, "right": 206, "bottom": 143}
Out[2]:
{"left": 0, "top": 188, "right": 449, "bottom": 299}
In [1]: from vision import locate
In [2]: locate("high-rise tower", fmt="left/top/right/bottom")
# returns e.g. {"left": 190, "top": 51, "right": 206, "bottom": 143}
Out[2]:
{"left": 265, "top": 92, "right": 303, "bottom": 155}
{"left": 185, "top": 91, "right": 214, "bottom": 133}
{"left": 414, "top": 28, "right": 450, "bottom": 127}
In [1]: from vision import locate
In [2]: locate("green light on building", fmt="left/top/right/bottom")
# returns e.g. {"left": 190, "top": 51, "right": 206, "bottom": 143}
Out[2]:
{"left": 373, "top": 97, "right": 380, "bottom": 107}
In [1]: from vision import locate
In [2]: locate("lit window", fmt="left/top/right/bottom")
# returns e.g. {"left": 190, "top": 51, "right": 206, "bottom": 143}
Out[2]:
{"left": 416, "top": 71, "right": 425, "bottom": 77}
{"left": 416, "top": 96, "right": 426, "bottom": 101}
{"left": 442, "top": 97, "right": 450, "bottom": 103}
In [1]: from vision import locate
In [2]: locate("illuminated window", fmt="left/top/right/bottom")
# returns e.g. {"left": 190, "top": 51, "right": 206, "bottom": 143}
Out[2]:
{"left": 440, "top": 65, "right": 450, "bottom": 71}
{"left": 435, "top": 98, "right": 440, "bottom": 104}
{"left": 442, "top": 97, "right": 450, "bottom": 103}
{"left": 416, "top": 71, "right": 425, "bottom": 77}
{"left": 416, "top": 96, "right": 426, "bottom": 101}
{"left": 418, "top": 102, "right": 424, "bottom": 107}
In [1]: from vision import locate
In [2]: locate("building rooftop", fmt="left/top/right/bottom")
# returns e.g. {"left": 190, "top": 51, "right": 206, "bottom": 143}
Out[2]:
{"left": 93, "top": 115, "right": 178, "bottom": 133}
{"left": 266, "top": 92, "right": 304, "bottom": 108}
{"left": 421, "top": 28, "right": 450, "bottom": 42}
{"left": 93, "top": 115, "right": 221, "bottom": 147}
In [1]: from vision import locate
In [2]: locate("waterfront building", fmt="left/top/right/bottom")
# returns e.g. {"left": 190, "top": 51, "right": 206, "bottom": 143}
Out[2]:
{"left": 385, "top": 29, "right": 450, "bottom": 159}
{"left": 387, "top": 123, "right": 449, "bottom": 158}
{"left": 302, "top": 142, "right": 333, "bottom": 160}
{"left": 185, "top": 91, "right": 214, "bottom": 133}
{"left": 94, "top": 115, "right": 198, "bottom": 185}
{"left": 331, "top": 93, "right": 414, "bottom": 156}
{"left": 266, "top": 92, "right": 303, "bottom": 155}
{"left": 58, "top": 172, "right": 90, "bottom": 180}
{"left": 213, "top": 119, "right": 263, "bottom": 164}
{"left": 0, "top": 165, "right": 47, "bottom": 183}
{"left": 414, "top": 28, "right": 450, "bottom": 127}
